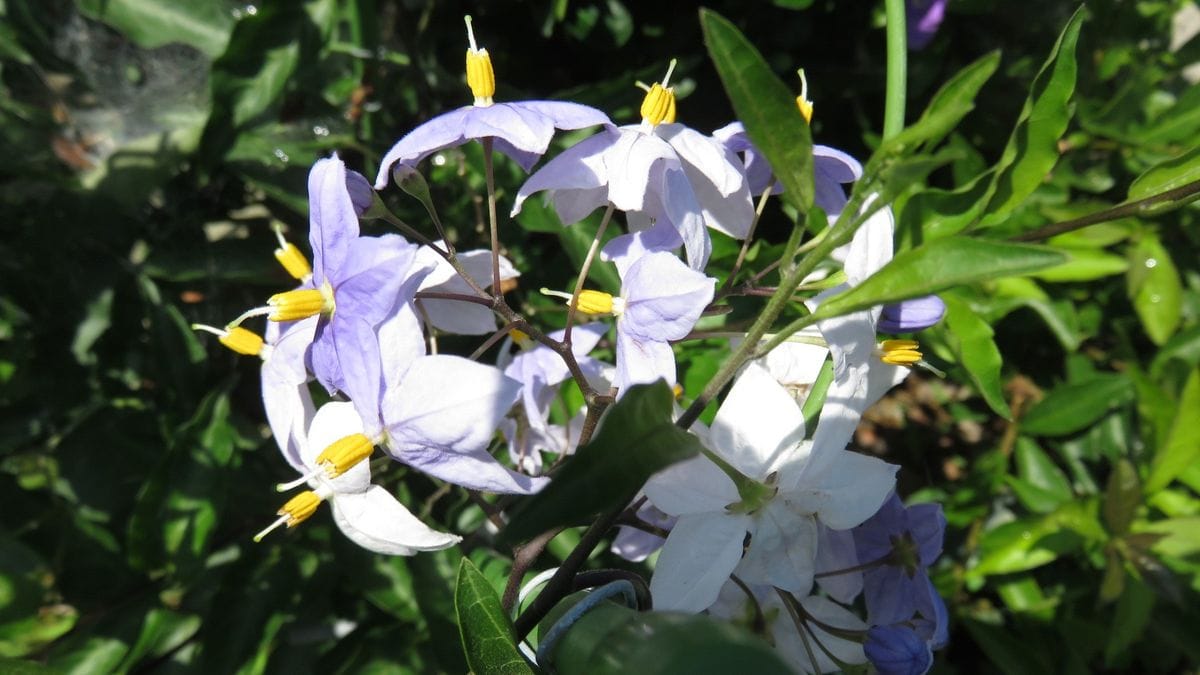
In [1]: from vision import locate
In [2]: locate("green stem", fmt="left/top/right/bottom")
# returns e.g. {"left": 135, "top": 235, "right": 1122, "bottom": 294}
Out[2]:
{"left": 883, "top": 0, "right": 908, "bottom": 140}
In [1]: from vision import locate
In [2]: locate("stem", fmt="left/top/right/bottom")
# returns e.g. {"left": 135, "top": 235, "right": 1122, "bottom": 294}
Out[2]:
{"left": 1009, "top": 178, "right": 1200, "bottom": 242}
{"left": 718, "top": 188, "right": 773, "bottom": 297}
{"left": 883, "top": 0, "right": 908, "bottom": 139}
{"left": 564, "top": 204, "right": 615, "bottom": 346}
{"left": 501, "top": 528, "right": 562, "bottom": 613}
{"left": 482, "top": 138, "right": 503, "bottom": 295}
{"left": 469, "top": 321, "right": 518, "bottom": 361}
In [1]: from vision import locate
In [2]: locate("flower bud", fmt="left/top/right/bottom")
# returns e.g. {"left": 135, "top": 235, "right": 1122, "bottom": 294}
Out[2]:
{"left": 878, "top": 295, "right": 946, "bottom": 333}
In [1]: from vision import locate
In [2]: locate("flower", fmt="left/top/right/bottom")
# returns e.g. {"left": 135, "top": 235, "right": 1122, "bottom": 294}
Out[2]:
{"left": 907, "top": 0, "right": 948, "bottom": 51}
{"left": 853, "top": 493, "right": 948, "bottom": 636}
{"left": 643, "top": 362, "right": 896, "bottom": 612}
{"left": 414, "top": 244, "right": 519, "bottom": 335}
{"left": 865, "top": 624, "right": 934, "bottom": 675}
{"left": 376, "top": 354, "right": 545, "bottom": 494}
{"left": 552, "top": 251, "right": 714, "bottom": 394}
{"left": 878, "top": 295, "right": 946, "bottom": 333}
{"left": 712, "top": 121, "right": 862, "bottom": 220}
{"left": 504, "top": 324, "right": 607, "bottom": 433}
{"left": 373, "top": 17, "right": 609, "bottom": 186}
{"left": 256, "top": 402, "right": 462, "bottom": 555}
{"left": 708, "top": 581, "right": 869, "bottom": 674}
{"left": 512, "top": 61, "right": 753, "bottom": 271}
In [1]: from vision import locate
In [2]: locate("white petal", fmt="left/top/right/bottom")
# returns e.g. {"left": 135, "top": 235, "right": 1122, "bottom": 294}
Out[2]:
{"left": 650, "top": 512, "right": 752, "bottom": 613}
{"left": 306, "top": 401, "right": 372, "bottom": 494}
{"left": 644, "top": 454, "right": 739, "bottom": 516}
{"left": 710, "top": 361, "right": 807, "bottom": 480}
{"left": 782, "top": 451, "right": 897, "bottom": 530}
{"left": 770, "top": 594, "right": 867, "bottom": 674}
{"left": 383, "top": 355, "right": 519, "bottom": 452}
{"left": 736, "top": 502, "right": 817, "bottom": 594}
{"left": 331, "top": 485, "right": 461, "bottom": 555}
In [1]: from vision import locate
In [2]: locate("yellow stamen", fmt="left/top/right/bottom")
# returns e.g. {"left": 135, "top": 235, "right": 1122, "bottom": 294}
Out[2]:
{"left": 267, "top": 284, "right": 334, "bottom": 322}
{"left": 879, "top": 339, "right": 922, "bottom": 366}
{"left": 464, "top": 16, "right": 495, "bottom": 106}
{"left": 576, "top": 289, "right": 616, "bottom": 315}
{"left": 796, "top": 68, "right": 813, "bottom": 124}
{"left": 192, "top": 324, "right": 265, "bottom": 357}
{"left": 640, "top": 59, "right": 678, "bottom": 126}
{"left": 220, "top": 327, "right": 265, "bottom": 356}
{"left": 275, "top": 242, "right": 312, "bottom": 281}
{"left": 315, "top": 433, "right": 374, "bottom": 478}
{"left": 510, "top": 328, "right": 534, "bottom": 350}
{"left": 672, "top": 383, "right": 684, "bottom": 399}
{"left": 253, "top": 489, "right": 325, "bottom": 542}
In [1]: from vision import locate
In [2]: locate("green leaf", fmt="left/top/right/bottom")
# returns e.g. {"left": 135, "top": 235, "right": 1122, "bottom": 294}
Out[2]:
{"left": 968, "top": 499, "right": 1104, "bottom": 582}
{"left": 514, "top": 198, "right": 622, "bottom": 294}
{"left": 887, "top": 51, "right": 1001, "bottom": 155}
{"left": 942, "top": 294, "right": 1010, "bottom": 418}
{"left": 1105, "top": 579, "right": 1155, "bottom": 665}
{"left": 1021, "top": 373, "right": 1134, "bottom": 436}
{"left": 1032, "top": 247, "right": 1129, "bottom": 282}
{"left": 70, "top": 288, "right": 114, "bottom": 366}
{"left": 454, "top": 559, "right": 533, "bottom": 675}
{"left": 1127, "top": 143, "right": 1200, "bottom": 209}
{"left": 1102, "top": 459, "right": 1140, "bottom": 537}
{"left": 982, "top": 7, "right": 1085, "bottom": 222}
{"left": 1126, "top": 233, "right": 1183, "bottom": 346}
{"left": 988, "top": 277, "right": 1081, "bottom": 350}
{"left": 549, "top": 603, "right": 792, "bottom": 675}
{"left": 1145, "top": 367, "right": 1200, "bottom": 494}
{"left": 701, "top": 9, "right": 812, "bottom": 216}
{"left": 813, "top": 238, "right": 1067, "bottom": 320}
{"left": 500, "top": 381, "right": 703, "bottom": 545}
{"left": 77, "top": 0, "right": 234, "bottom": 58}
{"left": 1133, "top": 517, "right": 1200, "bottom": 559}
{"left": 1011, "top": 437, "right": 1073, "bottom": 513}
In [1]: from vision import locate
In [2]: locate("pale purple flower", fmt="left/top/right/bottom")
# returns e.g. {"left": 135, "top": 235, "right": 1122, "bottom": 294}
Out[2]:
{"left": 303, "top": 157, "right": 434, "bottom": 433}
{"left": 512, "top": 121, "right": 754, "bottom": 271}
{"left": 907, "top": 0, "right": 948, "bottom": 51}
{"left": 712, "top": 121, "right": 862, "bottom": 220}
{"left": 374, "top": 102, "right": 611, "bottom": 187}
{"left": 608, "top": 251, "right": 715, "bottom": 393}
{"left": 504, "top": 323, "right": 608, "bottom": 433}
{"left": 878, "top": 295, "right": 946, "bottom": 333}
{"left": 378, "top": 354, "right": 545, "bottom": 494}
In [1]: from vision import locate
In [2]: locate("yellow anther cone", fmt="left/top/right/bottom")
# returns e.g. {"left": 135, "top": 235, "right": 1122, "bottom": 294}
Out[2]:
{"left": 315, "top": 434, "right": 374, "bottom": 478}
{"left": 880, "top": 339, "right": 923, "bottom": 366}
{"left": 575, "top": 290, "right": 615, "bottom": 315}
{"left": 219, "top": 327, "right": 264, "bottom": 356}
{"left": 275, "top": 242, "right": 312, "bottom": 281}
{"left": 268, "top": 288, "right": 330, "bottom": 322}
{"left": 640, "top": 83, "right": 676, "bottom": 126}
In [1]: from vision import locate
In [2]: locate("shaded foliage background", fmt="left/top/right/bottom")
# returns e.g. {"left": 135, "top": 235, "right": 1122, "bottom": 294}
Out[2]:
{"left": 1, "top": 0, "right": 1198, "bottom": 672}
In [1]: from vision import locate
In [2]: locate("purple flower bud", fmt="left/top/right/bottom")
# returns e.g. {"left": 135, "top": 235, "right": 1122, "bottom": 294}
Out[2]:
{"left": 878, "top": 295, "right": 946, "bottom": 333}
{"left": 344, "top": 168, "right": 376, "bottom": 217}
{"left": 907, "top": 0, "right": 948, "bottom": 51}
{"left": 865, "top": 625, "right": 934, "bottom": 675}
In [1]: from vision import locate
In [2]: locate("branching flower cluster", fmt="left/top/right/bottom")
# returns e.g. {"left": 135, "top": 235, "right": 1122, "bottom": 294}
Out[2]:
{"left": 196, "top": 16, "right": 951, "bottom": 674}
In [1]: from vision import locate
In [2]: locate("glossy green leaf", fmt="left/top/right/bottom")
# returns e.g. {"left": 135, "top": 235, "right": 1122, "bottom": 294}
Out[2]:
{"left": 1145, "top": 367, "right": 1200, "bottom": 494}
{"left": 1126, "top": 233, "right": 1183, "bottom": 345}
{"left": 454, "top": 559, "right": 533, "bottom": 675}
{"left": 982, "top": 8, "right": 1085, "bottom": 221}
{"left": 886, "top": 51, "right": 1001, "bottom": 155}
{"left": 995, "top": 576, "right": 1056, "bottom": 620}
{"left": 1021, "top": 373, "right": 1134, "bottom": 436}
{"left": 1127, "top": 143, "right": 1200, "bottom": 208}
{"left": 77, "top": 0, "right": 234, "bottom": 57}
{"left": 701, "top": 9, "right": 813, "bottom": 216}
{"left": 550, "top": 603, "right": 792, "bottom": 675}
{"left": 942, "top": 294, "right": 1010, "bottom": 418}
{"left": 500, "top": 381, "right": 703, "bottom": 545}
{"left": 1133, "top": 516, "right": 1200, "bottom": 559}
{"left": 1032, "top": 247, "right": 1129, "bottom": 282}
{"left": 1010, "top": 437, "right": 1072, "bottom": 514}
{"left": 813, "top": 238, "right": 1066, "bottom": 321}
{"left": 1102, "top": 459, "right": 1140, "bottom": 537}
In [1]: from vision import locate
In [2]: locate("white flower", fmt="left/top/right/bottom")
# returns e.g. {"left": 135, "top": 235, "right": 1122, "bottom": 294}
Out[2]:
{"left": 644, "top": 362, "right": 896, "bottom": 612}
{"left": 257, "top": 402, "right": 461, "bottom": 556}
